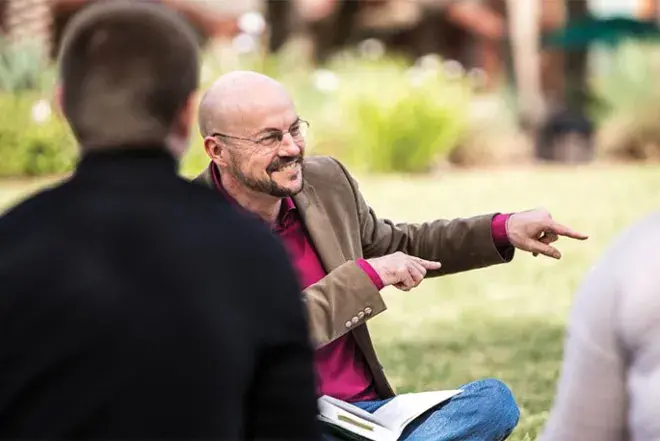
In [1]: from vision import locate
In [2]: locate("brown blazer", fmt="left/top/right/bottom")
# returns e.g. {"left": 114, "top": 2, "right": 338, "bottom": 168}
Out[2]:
{"left": 193, "top": 155, "right": 514, "bottom": 398}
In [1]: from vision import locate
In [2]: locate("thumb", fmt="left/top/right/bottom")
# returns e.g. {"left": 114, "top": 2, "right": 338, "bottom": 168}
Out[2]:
{"left": 411, "top": 256, "right": 442, "bottom": 270}
{"left": 529, "top": 240, "right": 561, "bottom": 259}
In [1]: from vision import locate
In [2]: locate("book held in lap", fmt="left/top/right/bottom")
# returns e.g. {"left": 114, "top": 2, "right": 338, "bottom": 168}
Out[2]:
{"left": 317, "top": 389, "right": 462, "bottom": 441}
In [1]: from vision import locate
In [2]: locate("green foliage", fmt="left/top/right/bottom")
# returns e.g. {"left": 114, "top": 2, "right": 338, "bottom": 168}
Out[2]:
{"left": 182, "top": 50, "right": 472, "bottom": 175}
{"left": 589, "top": 42, "right": 660, "bottom": 160}
{"left": 589, "top": 42, "right": 660, "bottom": 120}
{"left": 0, "top": 93, "right": 76, "bottom": 177}
{"left": 179, "top": 138, "right": 209, "bottom": 178}
{"left": 0, "top": 38, "right": 72, "bottom": 177}
{"left": 0, "top": 37, "right": 55, "bottom": 93}
{"left": 311, "top": 53, "right": 472, "bottom": 173}
{"left": 0, "top": 46, "right": 472, "bottom": 178}
{"left": 449, "top": 92, "right": 532, "bottom": 167}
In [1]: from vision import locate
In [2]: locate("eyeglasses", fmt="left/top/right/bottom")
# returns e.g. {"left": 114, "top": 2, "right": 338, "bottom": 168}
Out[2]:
{"left": 212, "top": 119, "right": 310, "bottom": 148}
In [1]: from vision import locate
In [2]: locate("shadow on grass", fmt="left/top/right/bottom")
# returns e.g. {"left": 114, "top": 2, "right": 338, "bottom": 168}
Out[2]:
{"left": 373, "top": 317, "right": 567, "bottom": 440}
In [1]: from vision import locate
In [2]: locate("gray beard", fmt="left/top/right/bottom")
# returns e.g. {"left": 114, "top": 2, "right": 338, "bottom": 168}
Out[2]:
{"left": 228, "top": 161, "right": 304, "bottom": 198}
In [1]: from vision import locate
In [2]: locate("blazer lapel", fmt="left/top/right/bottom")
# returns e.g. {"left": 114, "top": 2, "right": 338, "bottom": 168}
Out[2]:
{"left": 294, "top": 183, "right": 346, "bottom": 273}
{"left": 194, "top": 165, "right": 345, "bottom": 273}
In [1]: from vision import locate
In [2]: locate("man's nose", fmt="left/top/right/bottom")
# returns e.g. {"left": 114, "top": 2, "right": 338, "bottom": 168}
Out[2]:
{"left": 279, "top": 133, "right": 301, "bottom": 156}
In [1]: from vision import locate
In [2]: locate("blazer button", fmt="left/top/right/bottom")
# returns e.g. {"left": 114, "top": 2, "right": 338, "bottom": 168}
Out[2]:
{"left": 351, "top": 316, "right": 359, "bottom": 324}
{"left": 345, "top": 321, "right": 352, "bottom": 328}
{"left": 358, "top": 311, "right": 365, "bottom": 319}
{"left": 364, "top": 307, "right": 373, "bottom": 315}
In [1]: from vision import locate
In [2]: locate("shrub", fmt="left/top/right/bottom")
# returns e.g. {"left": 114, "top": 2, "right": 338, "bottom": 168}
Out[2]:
{"left": 0, "top": 37, "right": 55, "bottom": 94}
{"left": 179, "top": 134, "right": 209, "bottom": 178}
{"left": 449, "top": 91, "right": 533, "bottom": 167}
{"left": 311, "top": 53, "right": 472, "bottom": 173}
{"left": 590, "top": 41, "right": 660, "bottom": 161}
{"left": 183, "top": 50, "right": 474, "bottom": 175}
{"left": 0, "top": 93, "right": 76, "bottom": 177}
{"left": 191, "top": 49, "right": 473, "bottom": 174}
{"left": 0, "top": 38, "right": 74, "bottom": 177}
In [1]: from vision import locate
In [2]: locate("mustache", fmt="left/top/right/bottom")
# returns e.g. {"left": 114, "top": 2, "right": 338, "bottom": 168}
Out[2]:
{"left": 267, "top": 156, "right": 303, "bottom": 173}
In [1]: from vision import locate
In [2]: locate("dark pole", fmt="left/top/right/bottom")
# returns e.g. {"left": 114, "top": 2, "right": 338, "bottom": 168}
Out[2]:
{"left": 563, "top": 0, "right": 589, "bottom": 112}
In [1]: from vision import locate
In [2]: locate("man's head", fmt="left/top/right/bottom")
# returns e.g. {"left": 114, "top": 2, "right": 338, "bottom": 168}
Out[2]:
{"left": 57, "top": 0, "right": 200, "bottom": 157}
{"left": 198, "top": 71, "right": 306, "bottom": 198}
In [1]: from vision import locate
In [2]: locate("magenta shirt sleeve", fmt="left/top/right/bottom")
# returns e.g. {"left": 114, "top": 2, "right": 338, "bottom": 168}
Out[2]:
{"left": 492, "top": 213, "right": 512, "bottom": 246}
{"left": 356, "top": 259, "right": 384, "bottom": 290}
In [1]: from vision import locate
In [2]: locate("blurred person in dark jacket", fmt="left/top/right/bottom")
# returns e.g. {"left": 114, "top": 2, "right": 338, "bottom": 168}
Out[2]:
{"left": 0, "top": 2, "right": 320, "bottom": 440}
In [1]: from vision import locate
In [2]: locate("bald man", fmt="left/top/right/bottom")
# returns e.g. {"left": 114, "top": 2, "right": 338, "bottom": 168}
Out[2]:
{"left": 193, "top": 71, "right": 588, "bottom": 441}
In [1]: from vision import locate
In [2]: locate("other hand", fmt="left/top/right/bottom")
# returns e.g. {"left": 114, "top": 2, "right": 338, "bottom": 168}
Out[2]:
{"left": 506, "top": 208, "right": 588, "bottom": 259}
{"left": 367, "top": 252, "right": 441, "bottom": 291}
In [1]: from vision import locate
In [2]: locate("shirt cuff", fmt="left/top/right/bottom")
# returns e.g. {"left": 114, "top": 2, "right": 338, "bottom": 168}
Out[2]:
{"left": 356, "top": 259, "right": 384, "bottom": 291}
{"left": 491, "top": 213, "right": 512, "bottom": 247}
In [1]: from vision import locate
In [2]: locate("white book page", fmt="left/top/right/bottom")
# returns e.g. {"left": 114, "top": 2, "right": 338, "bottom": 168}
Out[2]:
{"left": 319, "top": 395, "right": 386, "bottom": 427}
{"left": 372, "top": 390, "right": 462, "bottom": 432}
{"left": 318, "top": 398, "right": 397, "bottom": 441}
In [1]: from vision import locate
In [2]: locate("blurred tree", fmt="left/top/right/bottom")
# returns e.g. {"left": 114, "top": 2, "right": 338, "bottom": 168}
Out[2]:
{"left": 265, "top": 0, "right": 507, "bottom": 83}
{"left": 506, "top": 0, "right": 544, "bottom": 133}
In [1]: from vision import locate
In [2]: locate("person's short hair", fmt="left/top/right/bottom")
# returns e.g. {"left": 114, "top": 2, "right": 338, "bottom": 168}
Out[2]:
{"left": 58, "top": 0, "right": 200, "bottom": 147}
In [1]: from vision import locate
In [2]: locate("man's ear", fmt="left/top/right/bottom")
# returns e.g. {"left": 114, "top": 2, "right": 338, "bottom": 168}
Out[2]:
{"left": 203, "top": 135, "right": 228, "bottom": 168}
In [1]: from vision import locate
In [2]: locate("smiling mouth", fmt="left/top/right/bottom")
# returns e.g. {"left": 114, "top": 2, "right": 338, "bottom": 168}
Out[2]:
{"left": 273, "top": 161, "right": 301, "bottom": 173}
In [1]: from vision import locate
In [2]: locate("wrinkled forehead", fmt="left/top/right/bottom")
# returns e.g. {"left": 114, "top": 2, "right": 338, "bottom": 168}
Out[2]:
{"left": 218, "top": 86, "right": 298, "bottom": 136}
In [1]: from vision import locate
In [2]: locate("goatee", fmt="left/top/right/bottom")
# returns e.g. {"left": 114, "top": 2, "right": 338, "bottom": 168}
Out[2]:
{"left": 229, "top": 160, "right": 304, "bottom": 198}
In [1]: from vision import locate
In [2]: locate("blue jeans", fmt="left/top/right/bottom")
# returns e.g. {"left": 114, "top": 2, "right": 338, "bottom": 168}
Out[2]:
{"left": 322, "top": 378, "right": 520, "bottom": 441}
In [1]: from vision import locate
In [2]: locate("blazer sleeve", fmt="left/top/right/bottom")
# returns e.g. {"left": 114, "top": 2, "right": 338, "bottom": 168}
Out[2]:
{"left": 302, "top": 157, "right": 513, "bottom": 348}
{"left": 303, "top": 261, "right": 387, "bottom": 348}
{"left": 333, "top": 158, "right": 514, "bottom": 277}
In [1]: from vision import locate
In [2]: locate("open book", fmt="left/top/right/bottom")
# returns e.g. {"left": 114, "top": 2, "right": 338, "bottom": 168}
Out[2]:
{"left": 317, "top": 389, "right": 462, "bottom": 441}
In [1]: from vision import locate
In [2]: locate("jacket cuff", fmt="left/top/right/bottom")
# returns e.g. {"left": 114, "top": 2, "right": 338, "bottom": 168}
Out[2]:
{"left": 357, "top": 258, "right": 384, "bottom": 290}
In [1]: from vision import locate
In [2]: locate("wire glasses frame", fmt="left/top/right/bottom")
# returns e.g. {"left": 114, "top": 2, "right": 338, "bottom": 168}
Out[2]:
{"left": 211, "top": 119, "right": 310, "bottom": 148}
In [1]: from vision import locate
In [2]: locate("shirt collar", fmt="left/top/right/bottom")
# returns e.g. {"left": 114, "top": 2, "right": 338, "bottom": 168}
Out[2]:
{"left": 209, "top": 162, "right": 296, "bottom": 229}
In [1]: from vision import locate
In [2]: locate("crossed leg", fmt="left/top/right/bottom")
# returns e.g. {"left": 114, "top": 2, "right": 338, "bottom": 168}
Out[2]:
{"left": 322, "top": 378, "right": 520, "bottom": 441}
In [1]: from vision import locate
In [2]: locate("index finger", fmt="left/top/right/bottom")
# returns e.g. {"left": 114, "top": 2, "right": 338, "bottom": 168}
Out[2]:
{"left": 547, "top": 222, "right": 589, "bottom": 240}
{"left": 410, "top": 256, "right": 442, "bottom": 270}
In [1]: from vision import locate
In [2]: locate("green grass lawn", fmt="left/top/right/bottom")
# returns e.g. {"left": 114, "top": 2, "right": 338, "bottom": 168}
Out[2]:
{"left": 1, "top": 164, "right": 659, "bottom": 440}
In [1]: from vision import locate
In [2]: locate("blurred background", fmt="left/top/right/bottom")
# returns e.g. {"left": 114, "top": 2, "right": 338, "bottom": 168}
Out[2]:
{"left": 5, "top": 0, "right": 660, "bottom": 175}
{"left": 1, "top": 1, "right": 660, "bottom": 440}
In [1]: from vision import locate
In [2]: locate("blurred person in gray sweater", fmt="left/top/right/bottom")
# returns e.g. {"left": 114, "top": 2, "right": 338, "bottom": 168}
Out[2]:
{"left": 540, "top": 211, "right": 660, "bottom": 441}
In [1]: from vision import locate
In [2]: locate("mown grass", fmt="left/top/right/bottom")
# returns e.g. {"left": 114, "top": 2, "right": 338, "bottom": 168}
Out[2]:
{"left": 359, "top": 164, "right": 660, "bottom": 440}
{"left": 2, "top": 164, "right": 659, "bottom": 440}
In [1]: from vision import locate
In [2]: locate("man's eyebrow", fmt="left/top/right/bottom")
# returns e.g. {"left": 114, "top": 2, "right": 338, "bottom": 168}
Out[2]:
{"left": 255, "top": 118, "right": 301, "bottom": 136}
{"left": 256, "top": 127, "right": 280, "bottom": 136}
